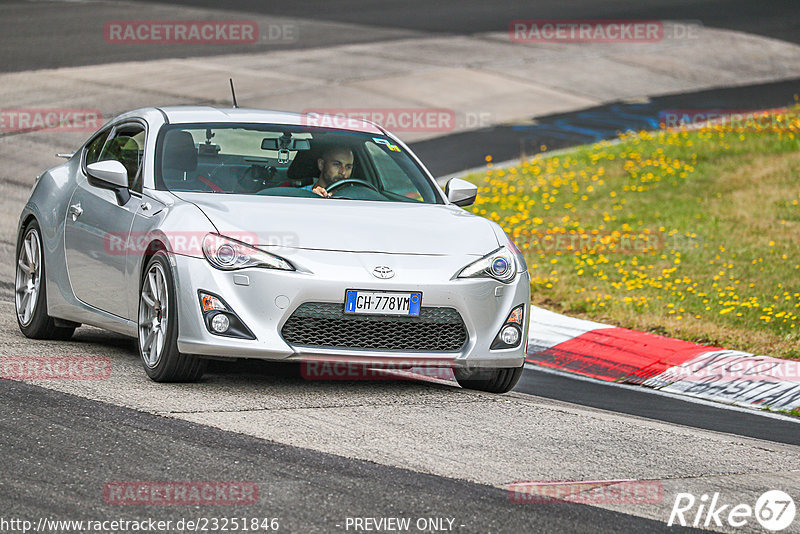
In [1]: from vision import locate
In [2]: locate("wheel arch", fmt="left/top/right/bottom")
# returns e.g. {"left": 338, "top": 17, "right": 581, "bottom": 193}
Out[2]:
{"left": 139, "top": 239, "right": 168, "bottom": 283}
{"left": 17, "top": 213, "right": 38, "bottom": 252}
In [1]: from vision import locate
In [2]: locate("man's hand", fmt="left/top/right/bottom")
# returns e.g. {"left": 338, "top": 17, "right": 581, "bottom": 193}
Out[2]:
{"left": 312, "top": 185, "right": 331, "bottom": 197}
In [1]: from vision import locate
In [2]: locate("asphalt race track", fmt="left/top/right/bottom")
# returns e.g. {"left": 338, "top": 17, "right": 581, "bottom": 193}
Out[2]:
{"left": 415, "top": 78, "right": 800, "bottom": 177}
{"left": 1, "top": 378, "right": 699, "bottom": 534}
{"left": 1, "top": 1, "right": 799, "bottom": 533}
{"left": 1, "top": 0, "right": 798, "bottom": 73}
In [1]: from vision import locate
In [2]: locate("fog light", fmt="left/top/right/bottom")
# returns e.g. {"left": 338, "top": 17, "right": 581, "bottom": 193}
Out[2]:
{"left": 500, "top": 325, "right": 520, "bottom": 346}
{"left": 211, "top": 313, "right": 230, "bottom": 333}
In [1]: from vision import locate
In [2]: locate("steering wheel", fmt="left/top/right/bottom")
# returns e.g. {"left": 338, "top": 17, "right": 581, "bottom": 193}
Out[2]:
{"left": 326, "top": 179, "right": 380, "bottom": 194}
{"left": 236, "top": 165, "right": 276, "bottom": 194}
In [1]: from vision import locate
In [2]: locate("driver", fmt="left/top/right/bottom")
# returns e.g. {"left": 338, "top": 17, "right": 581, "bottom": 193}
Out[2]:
{"left": 303, "top": 146, "right": 354, "bottom": 197}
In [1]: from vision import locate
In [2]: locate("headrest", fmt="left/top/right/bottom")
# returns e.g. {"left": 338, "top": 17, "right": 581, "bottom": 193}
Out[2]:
{"left": 286, "top": 148, "right": 320, "bottom": 181}
{"left": 163, "top": 130, "right": 197, "bottom": 172}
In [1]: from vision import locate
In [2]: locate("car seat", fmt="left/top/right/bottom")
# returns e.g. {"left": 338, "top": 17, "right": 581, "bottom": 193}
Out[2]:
{"left": 162, "top": 130, "right": 201, "bottom": 188}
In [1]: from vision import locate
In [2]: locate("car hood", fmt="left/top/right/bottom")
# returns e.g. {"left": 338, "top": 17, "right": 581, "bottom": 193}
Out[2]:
{"left": 173, "top": 192, "right": 499, "bottom": 255}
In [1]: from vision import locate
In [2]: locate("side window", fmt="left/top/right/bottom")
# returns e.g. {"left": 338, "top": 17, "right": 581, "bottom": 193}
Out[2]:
{"left": 366, "top": 142, "right": 423, "bottom": 201}
{"left": 99, "top": 124, "right": 146, "bottom": 190}
{"left": 84, "top": 129, "right": 111, "bottom": 166}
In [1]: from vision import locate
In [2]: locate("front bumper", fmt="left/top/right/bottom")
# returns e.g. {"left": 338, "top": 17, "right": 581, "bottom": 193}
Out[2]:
{"left": 172, "top": 250, "right": 530, "bottom": 369}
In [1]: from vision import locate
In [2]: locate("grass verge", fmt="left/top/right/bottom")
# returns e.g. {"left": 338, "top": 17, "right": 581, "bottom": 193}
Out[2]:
{"left": 467, "top": 108, "right": 800, "bottom": 359}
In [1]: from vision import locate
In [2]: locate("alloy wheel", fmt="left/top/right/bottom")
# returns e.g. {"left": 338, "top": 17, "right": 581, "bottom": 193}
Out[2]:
{"left": 15, "top": 228, "right": 42, "bottom": 326}
{"left": 139, "top": 262, "right": 169, "bottom": 368}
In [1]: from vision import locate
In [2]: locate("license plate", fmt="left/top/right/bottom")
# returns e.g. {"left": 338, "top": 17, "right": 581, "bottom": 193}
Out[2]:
{"left": 344, "top": 290, "right": 421, "bottom": 316}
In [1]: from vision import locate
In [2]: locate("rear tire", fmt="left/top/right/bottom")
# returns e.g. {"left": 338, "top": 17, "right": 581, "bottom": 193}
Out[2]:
{"left": 138, "top": 251, "right": 206, "bottom": 382}
{"left": 454, "top": 365, "right": 523, "bottom": 393}
{"left": 15, "top": 221, "right": 76, "bottom": 340}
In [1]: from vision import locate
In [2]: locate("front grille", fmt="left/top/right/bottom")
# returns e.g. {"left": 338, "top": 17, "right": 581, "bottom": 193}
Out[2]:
{"left": 281, "top": 302, "right": 468, "bottom": 352}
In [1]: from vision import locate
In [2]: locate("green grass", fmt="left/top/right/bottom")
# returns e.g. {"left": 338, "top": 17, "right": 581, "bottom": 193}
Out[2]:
{"left": 467, "top": 109, "right": 800, "bottom": 358}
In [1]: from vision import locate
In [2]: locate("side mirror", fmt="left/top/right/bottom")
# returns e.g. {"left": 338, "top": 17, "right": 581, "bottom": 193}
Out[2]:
{"left": 86, "top": 160, "right": 130, "bottom": 204}
{"left": 445, "top": 178, "right": 478, "bottom": 207}
{"left": 87, "top": 160, "right": 129, "bottom": 188}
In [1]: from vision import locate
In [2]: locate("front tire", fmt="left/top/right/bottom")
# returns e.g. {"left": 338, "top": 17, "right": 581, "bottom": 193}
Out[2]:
{"left": 138, "top": 251, "right": 206, "bottom": 382}
{"left": 15, "top": 221, "right": 75, "bottom": 340}
{"left": 454, "top": 365, "right": 523, "bottom": 393}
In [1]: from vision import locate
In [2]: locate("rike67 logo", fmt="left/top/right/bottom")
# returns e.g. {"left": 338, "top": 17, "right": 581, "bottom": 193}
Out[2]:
{"left": 668, "top": 490, "right": 796, "bottom": 531}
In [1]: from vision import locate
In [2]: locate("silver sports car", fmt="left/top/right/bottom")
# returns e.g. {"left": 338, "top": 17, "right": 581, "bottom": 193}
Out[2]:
{"left": 16, "top": 107, "right": 530, "bottom": 392}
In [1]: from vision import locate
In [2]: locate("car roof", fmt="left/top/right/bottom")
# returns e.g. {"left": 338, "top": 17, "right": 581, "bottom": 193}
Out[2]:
{"left": 128, "top": 106, "right": 386, "bottom": 135}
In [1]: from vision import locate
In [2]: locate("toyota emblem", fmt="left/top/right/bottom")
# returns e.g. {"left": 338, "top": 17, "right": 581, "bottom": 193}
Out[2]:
{"left": 372, "top": 266, "right": 394, "bottom": 279}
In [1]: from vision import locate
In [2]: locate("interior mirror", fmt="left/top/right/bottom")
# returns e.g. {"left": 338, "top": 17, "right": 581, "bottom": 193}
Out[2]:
{"left": 292, "top": 139, "right": 310, "bottom": 151}
{"left": 261, "top": 138, "right": 311, "bottom": 151}
{"left": 87, "top": 160, "right": 129, "bottom": 188}
{"left": 445, "top": 178, "right": 478, "bottom": 207}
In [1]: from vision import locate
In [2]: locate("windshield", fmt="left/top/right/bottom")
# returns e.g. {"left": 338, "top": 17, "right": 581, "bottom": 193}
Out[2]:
{"left": 155, "top": 123, "right": 443, "bottom": 204}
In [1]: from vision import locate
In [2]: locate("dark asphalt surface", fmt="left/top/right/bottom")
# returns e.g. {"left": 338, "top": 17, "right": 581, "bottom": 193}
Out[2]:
{"left": 0, "top": 1, "right": 423, "bottom": 74}
{"left": 516, "top": 367, "right": 800, "bottom": 446}
{"left": 0, "top": 378, "right": 693, "bottom": 534}
{"left": 414, "top": 78, "right": 800, "bottom": 177}
{"left": 127, "top": 0, "right": 800, "bottom": 44}
{"left": 1, "top": 0, "right": 799, "bottom": 73}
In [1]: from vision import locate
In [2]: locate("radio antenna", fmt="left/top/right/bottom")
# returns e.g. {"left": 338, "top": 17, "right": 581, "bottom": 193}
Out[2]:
{"left": 229, "top": 78, "right": 239, "bottom": 108}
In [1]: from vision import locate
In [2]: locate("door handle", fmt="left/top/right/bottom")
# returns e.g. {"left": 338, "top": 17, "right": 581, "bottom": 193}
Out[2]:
{"left": 68, "top": 203, "right": 83, "bottom": 221}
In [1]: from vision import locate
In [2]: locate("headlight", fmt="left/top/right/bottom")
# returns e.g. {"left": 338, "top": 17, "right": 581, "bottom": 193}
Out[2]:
{"left": 202, "top": 234, "right": 294, "bottom": 271}
{"left": 457, "top": 246, "right": 517, "bottom": 283}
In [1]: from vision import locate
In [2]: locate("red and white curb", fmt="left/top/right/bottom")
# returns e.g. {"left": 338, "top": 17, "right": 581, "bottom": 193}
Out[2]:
{"left": 526, "top": 306, "right": 800, "bottom": 413}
